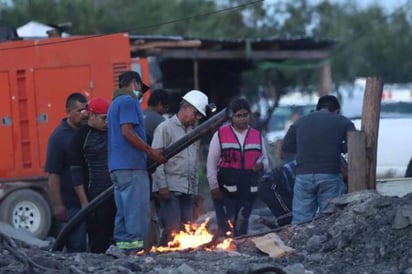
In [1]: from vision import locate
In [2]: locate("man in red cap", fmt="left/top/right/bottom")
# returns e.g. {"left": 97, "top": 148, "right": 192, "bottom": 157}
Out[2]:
{"left": 68, "top": 97, "right": 116, "bottom": 253}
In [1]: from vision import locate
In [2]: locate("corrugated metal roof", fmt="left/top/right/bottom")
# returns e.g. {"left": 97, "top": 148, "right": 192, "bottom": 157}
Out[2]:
{"left": 188, "top": 36, "right": 336, "bottom": 50}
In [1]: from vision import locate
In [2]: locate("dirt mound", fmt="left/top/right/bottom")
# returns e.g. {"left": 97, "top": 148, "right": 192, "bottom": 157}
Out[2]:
{"left": 0, "top": 190, "right": 411, "bottom": 274}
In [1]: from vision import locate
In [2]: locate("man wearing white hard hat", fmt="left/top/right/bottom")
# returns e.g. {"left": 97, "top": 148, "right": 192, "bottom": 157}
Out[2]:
{"left": 151, "top": 90, "right": 208, "bottom": 246}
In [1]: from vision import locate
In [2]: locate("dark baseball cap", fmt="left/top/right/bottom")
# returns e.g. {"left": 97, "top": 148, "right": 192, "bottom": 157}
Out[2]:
{"left": 118, "top": 71, "right": 150, "bottom": 93}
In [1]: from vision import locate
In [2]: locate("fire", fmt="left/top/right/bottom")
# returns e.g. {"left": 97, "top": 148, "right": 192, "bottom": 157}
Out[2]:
{"left": 150, "top": 218, "right": 234, "bottom": 253}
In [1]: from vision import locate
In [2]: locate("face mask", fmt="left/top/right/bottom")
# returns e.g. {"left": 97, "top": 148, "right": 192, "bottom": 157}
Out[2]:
{"left": 133, "top": 90, "right": 145, "bottom": 103}
{"left": 133, "top": 90, "right": 141, "bottom": 98}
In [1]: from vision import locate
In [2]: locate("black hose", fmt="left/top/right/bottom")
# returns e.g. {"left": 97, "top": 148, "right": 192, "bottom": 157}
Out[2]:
{"left": 248, "top": 266, "right": 287, "bottom": 274}
{"left": 50, "top": 186, "right": 113, "bottom": 251}
{"left": 52, "top": 108, "right": 229, "bottom": 252}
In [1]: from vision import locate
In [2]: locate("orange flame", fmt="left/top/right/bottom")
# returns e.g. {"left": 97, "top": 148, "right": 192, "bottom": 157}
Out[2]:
{"left": 150, "top": 218, "right": 234, "bottom": 253}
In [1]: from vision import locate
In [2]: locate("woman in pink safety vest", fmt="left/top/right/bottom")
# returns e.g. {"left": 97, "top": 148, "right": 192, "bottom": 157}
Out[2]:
{"left": 206, "top": 97, "right": 269, "bottom": 237}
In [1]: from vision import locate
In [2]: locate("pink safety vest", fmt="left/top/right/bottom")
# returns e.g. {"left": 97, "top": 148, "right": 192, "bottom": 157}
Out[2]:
{"left": 218, "top": 125, "right": 262, "bottom": 170}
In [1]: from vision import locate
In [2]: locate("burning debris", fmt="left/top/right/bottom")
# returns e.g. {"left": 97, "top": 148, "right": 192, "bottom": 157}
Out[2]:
{"left": 149, "top": 218, "right": 235, "bottom": 253}
{"left": 0, "top": 190, "right": 411, "bottom": 274}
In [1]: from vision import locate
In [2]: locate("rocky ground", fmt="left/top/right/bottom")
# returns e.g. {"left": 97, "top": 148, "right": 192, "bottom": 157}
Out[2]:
{"left": 0, "top": 190, "right": 411, "bottom": 274}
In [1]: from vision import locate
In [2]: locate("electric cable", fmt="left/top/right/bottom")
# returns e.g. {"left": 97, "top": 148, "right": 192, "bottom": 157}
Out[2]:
{"left": 0, "top": 0, "right": 263, "bottom": 51}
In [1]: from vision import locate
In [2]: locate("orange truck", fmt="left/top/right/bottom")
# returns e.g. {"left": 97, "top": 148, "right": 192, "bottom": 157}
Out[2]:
{"left": 0, "top": 33, "right": 151, "bottom": 238}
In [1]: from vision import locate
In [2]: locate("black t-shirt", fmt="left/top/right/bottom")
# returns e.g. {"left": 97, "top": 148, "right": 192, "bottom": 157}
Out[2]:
{"left": 69, "top": 125, "right": 111, "bottom": 196}
{"left": 143, "top": 109, "right": 165, "bottom": 146}
{"left": 44, "top": 119, "right": 80, "bottom": 208}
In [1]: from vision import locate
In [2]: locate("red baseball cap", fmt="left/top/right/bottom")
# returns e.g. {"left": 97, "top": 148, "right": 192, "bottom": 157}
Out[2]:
{"left": 86, "top": 97, "right": 110, "bottom": 114}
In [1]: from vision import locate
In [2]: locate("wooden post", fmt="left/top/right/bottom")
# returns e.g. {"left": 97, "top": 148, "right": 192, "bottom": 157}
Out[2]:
{"left": 361, "top": 77, "right": 383, "bottom": 189}
{"left": 319, "top": 61, "right": 331, "bottom": 96}
{"left": 193, "top": 59, "right": 199, "bottom": 90}
{"left": 347, "top": 131, "right": 367, "bottom": 192}
{"left": 274, "top": 140, "right": 283, "bottom": 167}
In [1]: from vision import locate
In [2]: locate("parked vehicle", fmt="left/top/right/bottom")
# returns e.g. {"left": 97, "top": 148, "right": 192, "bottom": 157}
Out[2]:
{"left": 266, "top": 84, "right": 412, "bottom": 178}
{"left": 265, "top": 104, "right": 316, "bottom": 144}
{"left": 341, "top": 80, "right": 412, "bottom": 178}
{"left": 265, "top": 92, "right": 318, "bottom": 144}
{"left": 352, "top": 102, "right": 412, "bottom": 178}
{"left": 0, "top": 33, "right": 152, "bottom": 238}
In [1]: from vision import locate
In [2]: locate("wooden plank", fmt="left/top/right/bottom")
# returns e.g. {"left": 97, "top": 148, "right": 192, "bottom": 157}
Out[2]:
{"left": 274, "top": 140, "right": 283, "bottom": 167}
{"left": 361, "top": 77, "right": 383, "bottom": 189}
{"left": 348, "top": 131, "right": 367, "bottom": 192}
{"left": 131, "top": 40, "right": 202, "bottom": 51}
{"left": 193, "top": 59, "right": 199, "bottom": 90}
{"left": 319, "top": 61, "right": 331, "bottom": 96}
{"left": 141, "top": 49, "right": 331, "bottom": 60}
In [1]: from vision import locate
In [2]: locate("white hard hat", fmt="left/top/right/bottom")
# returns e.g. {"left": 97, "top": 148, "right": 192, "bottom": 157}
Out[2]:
{"left": 182, "top": 90, "right": 209, "bottom": 116}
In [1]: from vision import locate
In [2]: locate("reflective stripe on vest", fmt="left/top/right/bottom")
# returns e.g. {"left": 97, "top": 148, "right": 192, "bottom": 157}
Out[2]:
{"left": 218, "top": 125, "right": 262, "bottom": 170}
{"left": 224, "top": 185, "right": 238, "bottom": 192}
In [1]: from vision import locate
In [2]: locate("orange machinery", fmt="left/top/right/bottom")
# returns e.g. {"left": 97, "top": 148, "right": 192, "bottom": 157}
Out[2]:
{"left": 0, "top": 33, "right": 150, "bottom": 180}
{"left": 0, "top": 33, "right": 151, "bottom": 238}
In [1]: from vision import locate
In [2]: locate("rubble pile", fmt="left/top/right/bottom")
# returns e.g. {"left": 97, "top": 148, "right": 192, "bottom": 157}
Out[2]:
{"left": 0, "top": 190, "right": 411, "bottom": 274}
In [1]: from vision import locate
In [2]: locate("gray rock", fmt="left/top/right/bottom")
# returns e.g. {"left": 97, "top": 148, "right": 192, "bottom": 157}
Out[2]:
{"left": 305, "top": 235, "right": 327, "bottom": 253}
{"left": 330, "top": 190, "right": 381, "bottom": 206}
{"left": 283, "top": 263, "right": 314, "bottom": 274}
{"left": 177, "top": 263, "right": 195, "bottom": 274}
{"left": 400, "top": 267, "right": 412, "bottom": 274}
{"left": 392, "top": 205, "right": 412, "bottom": 229}
{"left": 0, "top": 222, "right": 50, "bottom": 248}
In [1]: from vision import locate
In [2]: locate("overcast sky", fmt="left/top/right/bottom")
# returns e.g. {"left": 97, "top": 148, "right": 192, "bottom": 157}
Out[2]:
{"left": 264, "top": 0, "right": 410, "bottom": 13}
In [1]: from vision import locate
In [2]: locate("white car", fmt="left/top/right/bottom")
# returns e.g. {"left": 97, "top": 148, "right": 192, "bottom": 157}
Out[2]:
{"left": 266, "top": 100, "right": 412, "bottom": 178}
{"left": 352, "top": 100, "right": 412, "bottom": 178}
{"left": 352, "top": 111, "right": 412, "bottom": 178}
{"left": 265, "top": 104, "right": 316, "bottom": 144}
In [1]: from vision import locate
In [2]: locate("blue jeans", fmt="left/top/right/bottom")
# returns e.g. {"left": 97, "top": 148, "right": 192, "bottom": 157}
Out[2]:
{"left": 292, "top": 173, "right": 345, "bottom": 224}
{"left": 110, "top": 170, "right": 150, "bottom": 246}
{"left": 66, "top": 207, "right": 87, "bottom": 253}
{"left": 158, "top": 192, "right": 193, "bottom": 246}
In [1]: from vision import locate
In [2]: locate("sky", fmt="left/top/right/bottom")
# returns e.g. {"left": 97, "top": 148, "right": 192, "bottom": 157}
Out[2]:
{"left": 360, "top": 0, "right": 409, "bottom": 11}
{"left": 264, "top": 0, "right": 410, "bottom": 13}
{"left": 261, "top": 0, "right": 411, "bottom": 31}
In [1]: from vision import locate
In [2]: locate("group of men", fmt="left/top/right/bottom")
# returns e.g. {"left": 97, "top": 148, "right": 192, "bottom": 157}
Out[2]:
{"left": 45, "top": 68, "right": 355, "bottom": 254}
{"left": 45, "top": 70, "right": 213, "bottom": 254}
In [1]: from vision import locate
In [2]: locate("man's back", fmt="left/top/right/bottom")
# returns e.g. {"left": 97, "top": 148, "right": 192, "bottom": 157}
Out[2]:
{"left": 143, "top": 109, "right": 165, "bottom": 145}
{"left": 107, "top": 95, "right": 147, "bottom": 171}
{"left": 283, "top": 111, "right": 355, "bottom": 174}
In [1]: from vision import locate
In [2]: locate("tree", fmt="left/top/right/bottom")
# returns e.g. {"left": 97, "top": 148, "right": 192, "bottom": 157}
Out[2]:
{"left": 312, "top": 1, "right": 412, "bottom": 84}
{"left": 0, "top": 0, "right": 259, "bottom": 37}
{"left": 1, "top": 0, "right": 411, "bottom": 87}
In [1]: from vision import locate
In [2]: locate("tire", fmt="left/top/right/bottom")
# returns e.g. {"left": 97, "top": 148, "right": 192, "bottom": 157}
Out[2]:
{"left": 0, "top": 189, "right": 52, "bottom": 239}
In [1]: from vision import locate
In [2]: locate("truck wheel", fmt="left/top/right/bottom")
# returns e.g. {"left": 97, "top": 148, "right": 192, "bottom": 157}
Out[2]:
{"left": 0, "top": 189, "right": 51, "bottom": 239}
